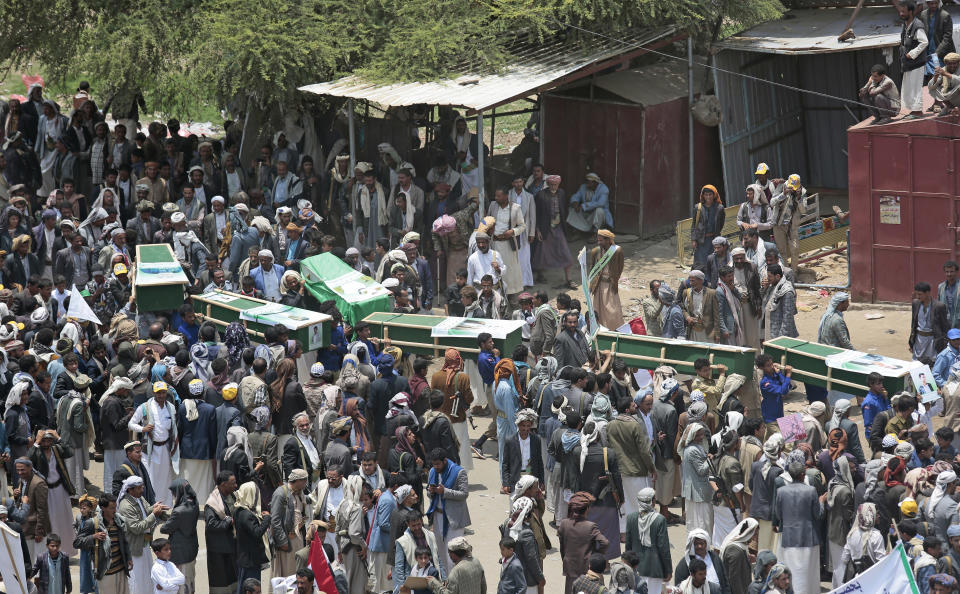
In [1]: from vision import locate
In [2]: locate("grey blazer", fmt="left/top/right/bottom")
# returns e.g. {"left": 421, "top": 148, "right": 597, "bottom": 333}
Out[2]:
{"left": 773, "top": 482, "right": 823, "bottom": 548}
{"left": 270, "top": 484, "right": 302, "bottom": 551}
{"left": 497, "top": 555, "right": 527, "bottom": 594}
{"left": 681, "top": 444, "right": 713, "bottom": 503}
{"left": 431, "top": 467, "right": 471, "bottom": 530}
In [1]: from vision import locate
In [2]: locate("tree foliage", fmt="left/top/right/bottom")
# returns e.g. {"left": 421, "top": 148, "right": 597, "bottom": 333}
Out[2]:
{"left": 0, "top": 0, "right": 783, "bottom": 116}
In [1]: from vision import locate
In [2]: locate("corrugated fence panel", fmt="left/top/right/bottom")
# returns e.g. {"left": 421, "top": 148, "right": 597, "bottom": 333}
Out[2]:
{"left": 715, "top": 51, "right": 807, "bottom": 205}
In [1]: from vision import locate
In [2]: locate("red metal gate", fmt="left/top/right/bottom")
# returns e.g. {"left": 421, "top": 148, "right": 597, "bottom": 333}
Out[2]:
{"left": 849, "top": 119, "right": 959, "bottom": 302}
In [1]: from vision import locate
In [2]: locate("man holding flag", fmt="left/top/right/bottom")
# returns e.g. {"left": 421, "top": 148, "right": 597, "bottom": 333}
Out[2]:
{"left": 826, "top": 542, "right": 920, "bottom": 594}
{"left": 587, "top": 229, "right": 624, "bottom": 331}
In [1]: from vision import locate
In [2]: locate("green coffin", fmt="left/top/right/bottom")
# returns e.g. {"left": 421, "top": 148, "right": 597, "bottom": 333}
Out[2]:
{"left": 594, "top": 331, "right": 757, "bottom": 377}
{"left": 762, "top": 336, "right": 910, "bottom": 394}
{"left": 192, "top": 290, "right": 331, "bottom": 349}
{"left": 300, "top": 253, "right": 391, "bottom": 327}
{"left": 135, "top": 244, "right": 189, "bottom": 312}
{"left": 361, "top": 312, "right": 523, "bottom": 361}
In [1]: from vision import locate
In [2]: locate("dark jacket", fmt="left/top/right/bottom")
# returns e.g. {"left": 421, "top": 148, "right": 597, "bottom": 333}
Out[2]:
{"left": 203, "top": 496, "right": 236, "bottom": 554}
{"left": 214, "top": 402, "right": 243, "bottom": 459}
{"left": 674, "top": 551, "right": 731, "bottom": 594}
{"left": 910, "top": 298, "right": 950, "bottom": 359}
{"left": 625, "top": 511, "right": 671, "bottom": 578}
{"left": 921, "top": 7, "right": 956, "bottom": 60}
{"left": 30, "top": 552, "right": 72, "bottom": 594}
{"left": 420, "top": 412, "right": 459, "bottom": 465}
{"left": 3, "top": 252, "right": 42, "bottom": 288}
{"left": 159, "top": 489, "right": 200, "bottom": 565}
{"left": 235, "top": 506, "right": 270, "bottom": 568}
{"left": 111, "top": 457, "right": 156, "bottom": 504}
{"left": 282, "top": 436, "right": 317, "bottom": 488}
{"left": 501, "top": 432, "right": 544, "bottom": 490}
{"left": 27, "top": 442, "right": 75, "bottom": 496}
{"left": 176, "top": 398, "right": 217, "bottom": 460}
{"left": 368, "top": 375, "right": 410, "bottom": 436}
{"left": 100, "top": 394, "right": 133, "bottom": 451}
{"left": 25, "top": 390, "right": 52, "bottom": 432}
{"left": 53, "top": 245, "right": 92, "bottom": 284}
{"left": 74, "top": 514, "right": 130, "bottom": 580}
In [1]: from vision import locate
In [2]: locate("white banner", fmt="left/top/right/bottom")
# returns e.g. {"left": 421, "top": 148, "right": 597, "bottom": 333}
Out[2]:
{"left": 827, "top": 543, "right": 918, "bottom": 594}
{"left": 0, "top": 521, "right": 28, "bottom": 594}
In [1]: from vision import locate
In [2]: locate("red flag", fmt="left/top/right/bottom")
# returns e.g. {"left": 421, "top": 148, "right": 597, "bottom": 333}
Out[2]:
{"left": 308, "top": 531, "right": 338, "bottom": 594}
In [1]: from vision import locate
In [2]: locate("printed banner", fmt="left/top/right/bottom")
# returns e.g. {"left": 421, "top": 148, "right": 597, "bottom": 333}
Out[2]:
{"left": 825, "top": 350, "right": 913, "bottom": 378}
{"left": 323, "top": 269, "right": 392, "bottom": 303}
{"left": 827, "top": 543, "right": 918, "bottom": 594}
{"left": 578, "top": 247, "right": 600, "bottom": 338}
{"left": 431, "top": 317, "right": 525, "bottom": 340}
{"left": 240, "top": 303, "right": 329, "bottom": 332}
{"left": 0, "top": 521, "right": 28, "bottom": 594}
{"left": 135, "top": 261, "right": 189, "bottom": 286}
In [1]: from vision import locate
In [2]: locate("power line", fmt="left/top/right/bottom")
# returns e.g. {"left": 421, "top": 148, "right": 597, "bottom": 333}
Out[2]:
{"left": 554, "top": 16, "right": 960, "bottom": 127}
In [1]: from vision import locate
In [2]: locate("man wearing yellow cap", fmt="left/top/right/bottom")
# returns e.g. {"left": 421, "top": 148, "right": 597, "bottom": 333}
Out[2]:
{"left": 753, "top": 163, "right": 784, "bottom": 206}
{"left": 770, "top": 174, "right": 809, "bottom": 271}
{"left": 588, "top": 229, "right": 625, "bottom": 330}
{"left": 128, "top": 381, "right": 179, "bottom": 507}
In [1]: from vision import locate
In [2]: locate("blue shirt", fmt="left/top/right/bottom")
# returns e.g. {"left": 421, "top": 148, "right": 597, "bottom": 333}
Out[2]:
{"left": 478, "top": 350, "right": 499, "bottom": 386}
{"left": 932, "top": 344, "right": 960, "bottom": 386}
{"left": 177, "top": 322, "right": 200, "bottom": 347}
{"left": 759, "top": 372, "right": 790, "bottom": 423}
{"left": 361, "top": 338, "right": 381, "bottom": 366}
{"left": 318, "top": 325, "right": 347, "bottom": 371}
{"left": 286, "top": 238, "right": 301, "bottom": 262}
{"left": 860, "top": 390, "right": 890, "bottom": 439}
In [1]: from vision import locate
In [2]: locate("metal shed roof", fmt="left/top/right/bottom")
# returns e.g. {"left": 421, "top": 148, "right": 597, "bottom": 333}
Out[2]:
{"left": 299, "top": 28, "right": 680, "bottom": 114}
{"left": 717, "top": 6, "right": 960, "bottom": 54}
{"left": 579, "top": 60, "right": 709, "bottom": 106}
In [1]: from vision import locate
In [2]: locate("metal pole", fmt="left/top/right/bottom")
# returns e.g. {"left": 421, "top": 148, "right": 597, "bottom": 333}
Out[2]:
{"left": 476, "top": 112, "right": 485, "bottom": 216}
{"left": 348, "top": 99, "right": 358, "bottom": 248}
{"left": 688, "top": 36, "right": 695, "bottom": 219}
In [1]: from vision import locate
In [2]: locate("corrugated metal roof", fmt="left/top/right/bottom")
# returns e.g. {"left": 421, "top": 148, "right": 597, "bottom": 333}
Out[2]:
{"left": 582, "top": 60, "right": 709, "bottom": 106}
{"left": 299, "top": 28, "right": 678, "bottom": 114}
{"left": 718, "top": 6, "right": 960, "bottom": 54}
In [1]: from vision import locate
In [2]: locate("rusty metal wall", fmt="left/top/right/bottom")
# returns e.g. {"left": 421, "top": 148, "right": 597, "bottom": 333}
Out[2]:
{"left": 543, "top": 93, "right": 723, "bottom": 237}
{"left": 849, "top": 119, "right": 960, "bottom": 303}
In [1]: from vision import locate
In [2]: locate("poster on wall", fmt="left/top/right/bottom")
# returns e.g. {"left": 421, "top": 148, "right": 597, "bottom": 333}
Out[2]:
{"left": 879, "top": 195, "right": 901, "bottom": 225}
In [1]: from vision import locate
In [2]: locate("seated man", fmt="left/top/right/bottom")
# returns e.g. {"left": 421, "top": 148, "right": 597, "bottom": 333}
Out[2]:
{"left": 567, "top": 173, "right": 612, "bottom": 234}
{"left": 859, "top": 63, "right": 901, "bottom": 124}
{"left": 929, "top": 53, "right": 960, "bottom": 115}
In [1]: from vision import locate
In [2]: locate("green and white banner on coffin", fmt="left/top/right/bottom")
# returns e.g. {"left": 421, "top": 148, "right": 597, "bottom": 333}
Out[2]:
{"left": 827, "top": 543, "right": 918, "bottom": 594}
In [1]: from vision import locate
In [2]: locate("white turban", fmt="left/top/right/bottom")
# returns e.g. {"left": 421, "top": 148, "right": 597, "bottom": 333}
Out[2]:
{"left": 211, "top": 195, "right": 225, "bottom": 205}
{"left": 171, "top": 212, "right": 186, "bottom": 224}
{"left": 258, "top": 249, "right": 274, "bottom": 260}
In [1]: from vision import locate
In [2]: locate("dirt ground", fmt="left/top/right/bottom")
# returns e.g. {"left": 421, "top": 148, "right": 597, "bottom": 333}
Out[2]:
{"left": 50, "top": 231, "right": 904, "bottom": 593}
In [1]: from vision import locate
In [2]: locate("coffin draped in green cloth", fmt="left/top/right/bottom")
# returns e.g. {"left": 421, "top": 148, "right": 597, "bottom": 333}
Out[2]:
{"left": 593, "top": 331, "right": 757, "bottom": 377}
{"left": 300, "top": 252, "right": 391, "bottom": 327}
{"left": 135, "top": 244, "right": 189, "bottom": 312}
{"left": 192, "top": 290, "right": 331, "bottom": 348}
{"left": 361, "top": 312, "right": 524, "bottom": 361}
{"left": 762, "top": 336, "right": 910, "bottom": 394}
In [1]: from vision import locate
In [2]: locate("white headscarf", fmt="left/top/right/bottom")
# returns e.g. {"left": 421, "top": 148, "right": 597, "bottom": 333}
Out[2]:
{"left": 761, "top": 433, "right": 784, "bottom": 479}
{"left": 818, "top": 292, "right": 850, "bottom": 344}
{"left": 635, "top": 487, "right": 657, "bottom": 547}
{"left": 719, "top": 517, "right": 758, "bottom": 559}
{"left": 579, "top": 422, "right": 603, "bottom": 471}
{"left": 827, "top": 399, "right": 851, "bottom": 432}
{"left": 117, "top": 475, "right": 144, "bottom": 505}
{"left": 4, "top": 380, "right": 29, "bottom": 410}
{"left": 224, "top": 426, "right": 253, "bottom": 468}
{"left": 928, "top": 470, "right": 957, "bottom": 517}
{"left": 99, "top": 376, "right": 134, "bottom": 406}
{"left": 507, "top": 496, "right": 534, "bottom": 540}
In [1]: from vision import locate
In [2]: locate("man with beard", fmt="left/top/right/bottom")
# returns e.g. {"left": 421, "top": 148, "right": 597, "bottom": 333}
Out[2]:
{"left": 762, "top": 264, "right": 799, "bottom": 341}
{"left": 930, "top": 53, "right": 960, "bottom": 114}
{"left": 731, "top": 247, "right": 763, "bottom": 350}
{"left": 487, "top": 187, "right": 526, "bottom": 303}
{"left": 716, "top": 265, "right": 744, "bottom": 347}
{"left": 651, "top": 378, "right": 682, "bottom": 524}
{"left": 704, "top": 236, "right": 732, "bottom": 289}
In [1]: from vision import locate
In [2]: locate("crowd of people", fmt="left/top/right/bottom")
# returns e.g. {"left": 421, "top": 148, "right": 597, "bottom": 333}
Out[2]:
{"left": 4, "top": 78, "right": 960, "bottom": 594}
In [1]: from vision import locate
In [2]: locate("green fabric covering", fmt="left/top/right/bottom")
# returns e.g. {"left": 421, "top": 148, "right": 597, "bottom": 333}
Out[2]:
{"left": 300, "top": 252, "right": 391, "bottom": 327}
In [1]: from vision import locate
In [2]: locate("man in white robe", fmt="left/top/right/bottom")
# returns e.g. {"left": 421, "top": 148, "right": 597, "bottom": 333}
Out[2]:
{"left": 486, "top": 188, "right": 526, "bottom": 302}
{"left": 507, "top": 177, "right": 535, "bottom": 289}
{"left": 129, "top": 381, "right": 179, "bottom": 507}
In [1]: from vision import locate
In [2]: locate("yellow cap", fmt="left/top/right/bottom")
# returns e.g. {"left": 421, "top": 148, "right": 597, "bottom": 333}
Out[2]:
{"left": 786, "top": 174, "right": 801, "bottom": 191}
{"left": 222, "top": 383, "right": 239, "bottom": 401}
{"left": 114, "top": 263, "right": 128, "bottom": 275}
{"left": 899, "top": 499, "right": 918, "bottom": 518}
{"left": 153, "top": 381, "right": 168, "bottom": 393}
{"left": 15, "top": 323, "right": 24, "bottom": 331}
{"left": 754, "top": 162, "right": 769, "bottom": 175}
